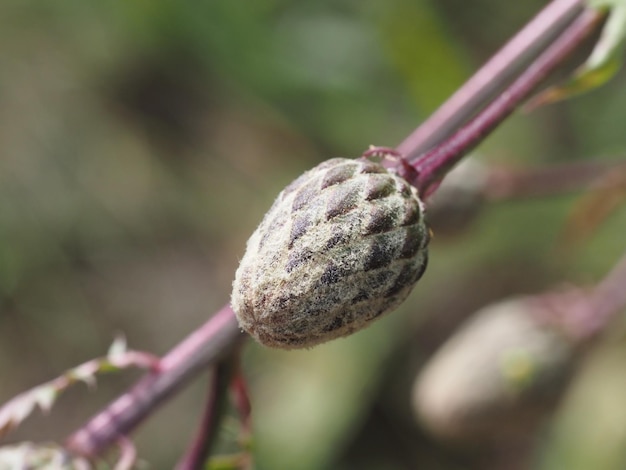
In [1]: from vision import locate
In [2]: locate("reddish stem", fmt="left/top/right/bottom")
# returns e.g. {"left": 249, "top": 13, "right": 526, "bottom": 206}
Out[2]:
{"left": 532, "top": 249, "right": 626, "bottom": 344}
{"left": 176, "top": 358, "right": 235, "bottom": 470}
{"left": 115, "top": 436, "right": 137, "bottom": 470}
{"left": 232, "top": 369, "right": 252, "bottom": 436}
{"left": 410, "top": 9, "right": 603, "bottom": 196}
{"left": 66, "top": 305, "right": 243, "bottom": 457}
{"left": 396, "top": 0, "right": 584, "bottom": 159}
{"left": 485, "top": 158, "right": 626, "bottom": 201}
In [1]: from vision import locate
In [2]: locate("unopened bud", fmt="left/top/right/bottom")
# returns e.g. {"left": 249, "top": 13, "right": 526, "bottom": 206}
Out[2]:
{"left": 232, "top": 158, "right": 429, "bottom": 349}
{"left": 414, "top": 297, "right": 579, "bottom": 441}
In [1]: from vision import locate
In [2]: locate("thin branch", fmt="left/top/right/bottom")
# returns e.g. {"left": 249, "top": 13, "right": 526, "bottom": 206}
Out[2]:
{"left": 485, "top": 157, "right": 626, "bottom": 201}
{"left": 65, "top": 305, "right": 244, "bottom": 457}
{"left": 396, "top": 0, "right": 584, "bottom": 159}
{"left": 176, "top": 357, "right": 236, "bottom": 470}
{"left": 425, "top": 157, "right": 626, "bottom": 237}
{"left": 114, "top": 437, "right": 137, "bottom": 470}
{"left": 525, "top": 249, "right": 626, "bottom": 343}
{"left": 231, "top": 370, "right": 252, "bottom": 437}
{"left": 410, "top": 9, "right": 604, "bottom": 196}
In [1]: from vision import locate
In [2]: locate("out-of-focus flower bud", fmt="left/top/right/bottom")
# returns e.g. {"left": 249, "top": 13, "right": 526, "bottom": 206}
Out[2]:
{"left": 413, "top": 296, "right": 581, "bottom": 442}
{"left": 232, "top": 157, "right": 429, "bottom": 349}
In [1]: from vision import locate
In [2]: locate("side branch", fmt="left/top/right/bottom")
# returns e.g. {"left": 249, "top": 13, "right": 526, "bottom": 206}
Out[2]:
{"left": 411, "top": 9, "right": 604, "bottom": 196}
{"left": 396, "top": 0, "right": 584, "bottom": 158}
{"left": 66, "top": 305, "right": 244, "bottom": 457}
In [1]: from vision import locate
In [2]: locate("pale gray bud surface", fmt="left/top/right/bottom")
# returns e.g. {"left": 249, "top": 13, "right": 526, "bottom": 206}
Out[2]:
{"left": 232, "top": 158, "right": 429, "bottom": 349}
{"left": 414, "top": 297, "right": 579, "bottom": 442}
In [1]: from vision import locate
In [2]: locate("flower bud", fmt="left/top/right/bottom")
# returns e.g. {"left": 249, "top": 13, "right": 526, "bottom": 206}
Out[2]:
{"left": 232, "top": 158, "right": 429, "bottom": 349}
{"left": 414, "top": 297, "right": 579, "bottom": 441}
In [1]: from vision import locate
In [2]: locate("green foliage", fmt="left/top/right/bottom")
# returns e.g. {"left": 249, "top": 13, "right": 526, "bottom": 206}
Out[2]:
{"left": 531, "top": 1, "right": 626, "bottom": 106}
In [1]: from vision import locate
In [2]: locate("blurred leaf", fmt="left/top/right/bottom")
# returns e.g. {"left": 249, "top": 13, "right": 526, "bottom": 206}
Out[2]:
{"left": 0, "top": 340, "right": 158, "bottom": 439}
{"left": 588, "top": 0, "right": 626, "bottom": 10}
{"left": 528, "top": 2, "right": 626, "bottom": 108}
{"left": 559, "top": 167, "right": 626, "bottom": 251}
{"left": 0, "top": 442, "right": 94, "bottom": 470}
{"left": 107, "top": 335, "right": 128, "bottom": 361}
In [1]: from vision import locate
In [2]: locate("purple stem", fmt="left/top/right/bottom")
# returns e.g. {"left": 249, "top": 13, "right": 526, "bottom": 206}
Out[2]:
{"left": 396, "top": 0, "right": 584, "bottom": 159}
{"left": 535, "top": 250, "right": 626, "bottom": 342}
{"left": 484, "top": 158, "right": 626, "bottom": 201}
{"left": 410, "top": 9, "right": 603, "bottom": 196}
{"left": 66, "top": 305, "right": 243, "bottom": 457}
{"left": 176, "top": 357, "right": 235, "bottom": 470}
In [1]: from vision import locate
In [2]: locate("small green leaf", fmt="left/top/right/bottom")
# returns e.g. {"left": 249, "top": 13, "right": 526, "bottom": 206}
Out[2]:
{"left": 32, "top": 386, "right": 57, "bottom": 413}
{"left": 586, "top": 3, "right": 626, "bottom": 65}
{"left": 8, "top": 396, "right": 35, "bottom": 423}
{"left": 529, "top": 2, "right": 626, "bottom": 107}
{"left": 0, "top": 337, "right": 155, "bottom": 438}
{"left": 107, "top": 335, "right": 128, "bottom": 361}
{"left": 68, "top": 363, "right": 100, "bottom": 387}
{"left": 587, "top": 0, "right": 626, "bottom": 10}
{"left": 0, "top": 442, "right": 94, "bottom": 469}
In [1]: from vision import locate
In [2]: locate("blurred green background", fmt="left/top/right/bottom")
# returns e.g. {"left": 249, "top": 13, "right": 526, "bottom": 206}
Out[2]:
{"left": 1, "top": 0, "right": 626, "bottom": 469}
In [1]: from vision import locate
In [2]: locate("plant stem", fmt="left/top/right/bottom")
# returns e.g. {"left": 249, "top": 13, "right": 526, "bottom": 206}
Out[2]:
{"left": 396, "top": 0, "right": 584, "bottom": 159}
{"left": 65, "top": 305, "right": 243, "bottom": 457}
{"left": 232, "top": 367, "right": 252, "bottom": 436}
{"left": 532, "top": 249, "right": 626, "bottom": 342}
{"left": 410, "top": 9, "right": 604, "bottom": 196}
{"left": 484, "top": 158, "right": 626, "bottom": 201}
{"left": 176, "top": 357, "right": 236, "bottom": 470}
